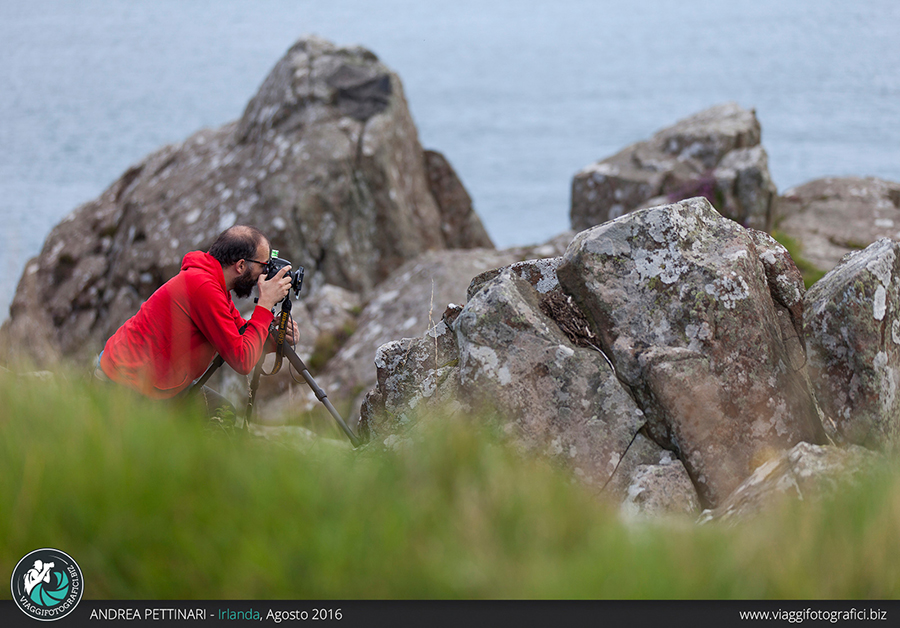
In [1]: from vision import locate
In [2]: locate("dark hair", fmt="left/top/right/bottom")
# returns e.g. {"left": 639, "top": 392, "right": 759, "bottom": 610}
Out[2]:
{"left": 208, "top": 225, "right": 268, "bottom": 266}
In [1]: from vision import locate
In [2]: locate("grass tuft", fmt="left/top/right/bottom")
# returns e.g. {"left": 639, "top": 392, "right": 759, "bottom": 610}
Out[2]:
{"left": 1, "top": 369, "right": 899, "bottom": 599}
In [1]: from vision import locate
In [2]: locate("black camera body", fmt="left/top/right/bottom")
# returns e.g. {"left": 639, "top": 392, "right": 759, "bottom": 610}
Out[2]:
{"left": 265, "top": 256, "right": 304, "bottom": 298}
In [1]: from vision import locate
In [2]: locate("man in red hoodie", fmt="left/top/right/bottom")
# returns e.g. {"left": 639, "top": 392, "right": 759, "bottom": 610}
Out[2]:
{"left": 98, "top": 225, "right": 295, "bottom": 414}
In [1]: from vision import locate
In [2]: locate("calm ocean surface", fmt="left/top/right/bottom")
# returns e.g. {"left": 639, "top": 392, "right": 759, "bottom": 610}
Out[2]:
{"left": 1, "top": 0, "right": 898, "bottom": 319}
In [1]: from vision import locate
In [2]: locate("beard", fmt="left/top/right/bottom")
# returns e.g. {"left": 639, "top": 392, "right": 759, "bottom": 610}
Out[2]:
{"left": 233, "top": 267, "right": 257, "bottom": 299}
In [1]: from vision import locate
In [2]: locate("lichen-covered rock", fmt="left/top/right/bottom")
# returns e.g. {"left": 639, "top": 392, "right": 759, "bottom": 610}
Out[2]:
{"left": 774, "top": 177, "right": 900, "bottom": 274}
{"left": 0, "top": 36, "right": 491, "bottom": 368}
{"left": 620, "top": 454, "right": 702, "bottom": 520}
{"left": 701, "top": 442, "right": 883, "bottom": 523}
{"left": 467, "top": 257, "right": 563, "bottom": 302}
{"left": 604, "top": 432, "right": 701, "bottom": 518}
{"left": 455, "top": 270, "right": 646, "bottom": 490}
{"left": 557, "top": 197, "right": 826, "bottom": 507}
{"left": 570, "top": 103, "right": 776, "bottom": 232}
{"left": 359, "top": 304, "right": 465, "bottom": 441}
{"left": 804, "top": 239, "right": 900, "bottom": 448}
{"left": 747, "top": 229, "right": 809, "bottom": 372}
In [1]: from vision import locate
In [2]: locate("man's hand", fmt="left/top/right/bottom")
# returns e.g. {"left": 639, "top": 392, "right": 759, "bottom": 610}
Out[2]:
{"left": 265, "top": 317, "right": 298, "bottom": 353}
{"left": 256, "top": 265, "right": 292, "bottom": 311}
{"left": 284, "top": 317, "right": 298, "bottom": 345}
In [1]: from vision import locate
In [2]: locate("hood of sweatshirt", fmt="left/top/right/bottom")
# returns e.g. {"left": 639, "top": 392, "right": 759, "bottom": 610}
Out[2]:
{"left": 181, "top": 251, "right": 227, "bottom": 290}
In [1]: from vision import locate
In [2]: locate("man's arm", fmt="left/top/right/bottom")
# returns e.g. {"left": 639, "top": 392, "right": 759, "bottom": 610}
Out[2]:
{"left": 190, "top": 280, "right": 275, "bottom": 374}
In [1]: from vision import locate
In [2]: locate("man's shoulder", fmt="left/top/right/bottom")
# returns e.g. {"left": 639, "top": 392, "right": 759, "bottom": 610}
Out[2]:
{"left": 155, "top": 265, "right": 224, "bottom": 306}
{"left": 182, "top": 261, "right": 223, "bottom": 284}
{"left": 182, "top": 265, "right": 237, "bottom": 315}
{"left": 181, "top": 268, "right": 225, "bottom": 300}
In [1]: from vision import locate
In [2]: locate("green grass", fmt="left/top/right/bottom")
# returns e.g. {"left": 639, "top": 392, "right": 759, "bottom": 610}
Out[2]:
{"left": 770, "top": 229, "right": 827, "bottom": 289}
{"left": 1, "top": 369, "right": 899, "bottom": 599}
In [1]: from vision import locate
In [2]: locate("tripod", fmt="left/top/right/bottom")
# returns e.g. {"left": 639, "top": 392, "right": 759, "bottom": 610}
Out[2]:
{"left": 192, "top": 296, "right": 362, "bottom": 448}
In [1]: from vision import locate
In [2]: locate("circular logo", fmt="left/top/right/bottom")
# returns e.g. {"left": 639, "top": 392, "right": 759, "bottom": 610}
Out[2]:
{"left": 10, "top": 549, "right": 83, "bottom": 621}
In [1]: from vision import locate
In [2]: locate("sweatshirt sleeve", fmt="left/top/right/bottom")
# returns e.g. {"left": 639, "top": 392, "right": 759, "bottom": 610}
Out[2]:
{"left": 189, "top": 277, "right": 274, "bottom": 374}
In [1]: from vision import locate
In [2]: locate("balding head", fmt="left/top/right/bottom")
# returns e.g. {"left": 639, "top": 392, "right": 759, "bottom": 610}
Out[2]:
{"left": 208, "top": 226, "right": 269, "bottom": 267}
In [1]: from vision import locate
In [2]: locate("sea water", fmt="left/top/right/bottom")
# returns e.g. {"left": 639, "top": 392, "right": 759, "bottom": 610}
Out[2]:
{"left": 1, "top": 0, "right": 898, "bottom": 319}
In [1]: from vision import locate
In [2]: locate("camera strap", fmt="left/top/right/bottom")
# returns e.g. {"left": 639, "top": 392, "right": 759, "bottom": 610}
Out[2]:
{"left": 263, "top": 297, "right": 292, "bottom": 376}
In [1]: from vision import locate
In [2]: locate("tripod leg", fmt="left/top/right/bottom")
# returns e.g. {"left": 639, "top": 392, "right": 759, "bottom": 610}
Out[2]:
{"left": 283, "top": 344, "right": 361, "bottom": 448}
{"left": 189, "top": 355, "right": 225, "bottom": 396}
{"left": 244, "top": 358, "right": 265, "bottom": 430}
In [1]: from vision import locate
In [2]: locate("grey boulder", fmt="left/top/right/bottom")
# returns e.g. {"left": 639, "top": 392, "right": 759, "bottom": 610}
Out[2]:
{"left": 557, "top": 197, "right": 826, "bottom": 507}
{"left": 571, "top": 103, "right": 776, "bottom": 233}
{"left": 804, "top": 238, "right": 900, "bottom": 449}
{"left": 360, "top": 256, "right": 649, "bottom": 495}
{"left": 701, "top": 442, "right": 882, "bottom": 523}
{"left": 455, "top": 270, "right": 647, "bottom": 491}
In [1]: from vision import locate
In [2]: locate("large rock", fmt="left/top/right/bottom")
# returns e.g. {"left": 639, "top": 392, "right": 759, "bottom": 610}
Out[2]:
{"left": 455, "top": 269, "right": 647, "bottom": 491}
{"left": 619, "top": 455, "right": 702, "bottom": 520}
{"left": 359, "top": 303, "right": 467, "bottom": 440}
{"left": 804, "top": 239, "right": 900, "bottom": 449}
{"left": 701, "top": 442, "right": 882, "bottom": 524}
{"left": 360, "top": 198, "right": 840, "bottom": 511}
{"left": 0, "top": 36, "right": 491, "bottom": 368}
{"left": 571, "top": 103, "right": 777, "bottom": 233}
{"left": 361, "top": 258, "right": 648, "bottom": 494}
{"left": 774, "top": 177, "right": 900, "bottom": 274}
{"left": 557, "top": 197, "right": 827, "bottom": 507}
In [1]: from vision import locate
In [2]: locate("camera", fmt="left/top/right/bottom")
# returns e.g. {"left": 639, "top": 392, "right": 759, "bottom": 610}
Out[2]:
{"left": 265, "top": 252, "right": 304, "bottom": 298}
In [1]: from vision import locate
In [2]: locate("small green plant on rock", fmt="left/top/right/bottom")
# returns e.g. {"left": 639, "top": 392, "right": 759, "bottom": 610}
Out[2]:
{"left": 771, "top": 230, "right": 826, "bottom": 288}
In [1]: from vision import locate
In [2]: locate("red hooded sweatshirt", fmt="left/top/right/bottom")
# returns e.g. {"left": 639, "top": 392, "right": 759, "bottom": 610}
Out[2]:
{"left": 100, "top": 251, "right": 274, "bottom": 399}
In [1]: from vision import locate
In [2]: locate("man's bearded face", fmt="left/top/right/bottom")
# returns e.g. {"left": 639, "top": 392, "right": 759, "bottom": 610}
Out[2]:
{"left": 233, "top": 264, "right": 257, "bottom": 299}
